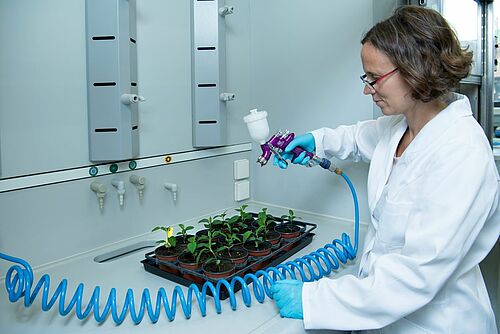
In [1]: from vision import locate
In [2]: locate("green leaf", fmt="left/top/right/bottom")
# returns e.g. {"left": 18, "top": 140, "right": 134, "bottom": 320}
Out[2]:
{"left": 167, "top": 236, "right": 177, "bottom": 247}
{"left": 187, "top": 242, "right": 197, "bottom": 254}
{"left": 242, "top": 231, "right": 252, "bottom": 242}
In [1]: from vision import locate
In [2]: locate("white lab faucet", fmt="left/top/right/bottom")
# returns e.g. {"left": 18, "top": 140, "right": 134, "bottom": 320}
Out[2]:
{"left": 164, "top": 182, "right": 178, "bottom": 202}
{"left": 111, "top": 179, "right": 125, "bottom": 207}
{"left": 129, "top": 174, "right": 146, "bottom": 201}
{"left": 219, "top": 5, "right": 234, "bottom": 16}
{"left": 121, "top": 93, "right": 146, "bottom": 105}
{"left": 90, "top": 181, "right": 107, "bottom": 210}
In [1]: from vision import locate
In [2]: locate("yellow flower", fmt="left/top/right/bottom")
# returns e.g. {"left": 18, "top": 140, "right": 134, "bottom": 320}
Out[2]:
{"left": 165, "top": 226, "right": 174, "bottom": 246}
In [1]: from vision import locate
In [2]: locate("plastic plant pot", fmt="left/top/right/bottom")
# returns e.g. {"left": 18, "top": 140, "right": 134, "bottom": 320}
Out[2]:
{"left": 243, "top": 240, "right": 273, "bottom": 257}
{"left": 177, "top": 251, "right": 204, "bottom": 284}
{"left": 155, "top": 245, "right": 182, "bottom": 275}
{"left": 202, "top": 259, "right": 236, "bottom": 280}
{"left": 274, "top": 223, "right": 301, "bottom": 239}
{"left": 264, "top": 231, "right": 282, "bottom": 249}
{"left": 219, "top": 246, "right": 249, "bottom": 269}
{"left": 243, "top": 240, "right": 273, "bottom": 271}
{"left": 175, "top": 234, "right": 195, "bottom": 249}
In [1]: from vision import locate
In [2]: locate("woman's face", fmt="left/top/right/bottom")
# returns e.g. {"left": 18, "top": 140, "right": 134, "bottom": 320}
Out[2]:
{"left": 360, "top": 42, "right": 413, "bottom": 116}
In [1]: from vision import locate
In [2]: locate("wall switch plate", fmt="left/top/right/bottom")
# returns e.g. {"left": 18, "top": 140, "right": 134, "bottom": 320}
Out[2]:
{"left": 234, "top": 180, "right": 250, "bottom": 201}
{"left": 234, "top": 159, "right": 249, "bottom": 180}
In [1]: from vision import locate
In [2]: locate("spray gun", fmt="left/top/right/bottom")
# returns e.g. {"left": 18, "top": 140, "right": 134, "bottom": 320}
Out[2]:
{"left": 243, "top": 109, "right": 341, "bottom": 174}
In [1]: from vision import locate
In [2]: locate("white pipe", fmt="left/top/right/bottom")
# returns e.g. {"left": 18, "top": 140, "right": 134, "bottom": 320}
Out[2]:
{"left": 220, "top": 92, "right": 236, "bottom": 102}
{"left": 121, "top": 94, "right": 146, "bottom": 105}
{"left": 111, "top": 179, "right": 125, "bottom": 206}
{"left": 164, "top": 182, "right": 178, "bottom": 202}
{"left": 219, "top": 5, "right": 234, "bottom": 16}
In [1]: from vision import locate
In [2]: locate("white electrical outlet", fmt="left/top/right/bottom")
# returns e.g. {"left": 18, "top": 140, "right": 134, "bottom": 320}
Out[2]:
{"left": 234, "top": 159, "right": 250, "bottom": 180}
{"left": 234, "top": 180, "right": 250, "bottom": 201}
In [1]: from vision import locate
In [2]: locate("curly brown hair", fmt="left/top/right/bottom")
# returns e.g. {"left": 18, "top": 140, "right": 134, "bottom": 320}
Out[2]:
{"left": 361, "top": 5, "right": 473, "bottom": 103}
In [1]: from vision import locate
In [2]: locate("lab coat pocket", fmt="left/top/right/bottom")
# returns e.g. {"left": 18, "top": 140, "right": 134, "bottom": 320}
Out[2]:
{"left": 375, "top": 198, "right": 411, "bottom": 250}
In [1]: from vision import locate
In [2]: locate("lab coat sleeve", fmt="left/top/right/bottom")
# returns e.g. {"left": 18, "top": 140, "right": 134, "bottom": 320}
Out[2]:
{"left": 309, "top": 116, "right": 399, "bottom": 163}
{"left": 302, "top": 142, "right": 500, "bottom": 330}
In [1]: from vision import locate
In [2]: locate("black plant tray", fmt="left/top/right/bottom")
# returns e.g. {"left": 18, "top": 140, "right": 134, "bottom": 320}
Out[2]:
{"left": 141, "top": 219, "right": 317, "bottom": 300}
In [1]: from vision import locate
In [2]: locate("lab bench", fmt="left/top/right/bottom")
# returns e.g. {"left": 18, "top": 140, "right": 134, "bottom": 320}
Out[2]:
{"left": 0, "top": 205, "right": 366, "bottom": 334}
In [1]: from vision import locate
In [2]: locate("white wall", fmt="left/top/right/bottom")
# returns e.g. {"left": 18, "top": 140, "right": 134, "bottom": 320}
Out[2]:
{"left": 0, "top": 0, "right": 256, "bottom": 272}
{"left": 0, "top": 0, "right": 375, "bottom": 267}
{"left": 0, "top": 1, "right": 496, "bottom": 327}
{"left": 0, "top": 151, "right": 251, "bottom": 273}
{"left": 249, "top": 0, "right": 374, "bottom": 222}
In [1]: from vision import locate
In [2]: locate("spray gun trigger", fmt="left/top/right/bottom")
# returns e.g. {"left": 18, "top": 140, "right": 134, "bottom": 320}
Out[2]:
{"left": 268, "top": 143, "right": 288, "bottom": 166}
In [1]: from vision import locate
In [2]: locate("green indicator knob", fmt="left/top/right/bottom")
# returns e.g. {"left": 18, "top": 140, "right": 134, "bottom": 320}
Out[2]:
{"left": 109, "top": 163, "right": 118, "bottom": 173}
{"left": 89, "top": 166, "right": 99, "bottom": 177}
{"left": 129, "top": 160, "right": 137, "bottom": 170}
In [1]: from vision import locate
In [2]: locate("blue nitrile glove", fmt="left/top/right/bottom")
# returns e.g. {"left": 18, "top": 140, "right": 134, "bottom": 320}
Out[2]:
{"left": 270, "top": 279, "right": 304, "bottom": 319}
{"left": 273, "top": 133, "right": 316, "bottom": 169}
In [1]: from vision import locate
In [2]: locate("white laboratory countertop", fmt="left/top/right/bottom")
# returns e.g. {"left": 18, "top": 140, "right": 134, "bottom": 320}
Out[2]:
{"left": 0, "top": 205, "right": 366, "bottom": 334}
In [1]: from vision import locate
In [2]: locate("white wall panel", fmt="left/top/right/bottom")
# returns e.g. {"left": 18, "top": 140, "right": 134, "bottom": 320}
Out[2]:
{"left": 249, "top": 0, "right": 374, "bottom": 222}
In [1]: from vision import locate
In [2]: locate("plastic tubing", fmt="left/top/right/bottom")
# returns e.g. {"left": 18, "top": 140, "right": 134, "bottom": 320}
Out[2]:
{"left": 0, "top": 172, "right": 359, "bottom": 325}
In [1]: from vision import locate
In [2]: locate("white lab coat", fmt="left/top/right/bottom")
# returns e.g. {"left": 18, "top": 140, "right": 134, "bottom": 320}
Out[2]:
{"left": 303, "top": 93, "right": 500, "bottom": 333}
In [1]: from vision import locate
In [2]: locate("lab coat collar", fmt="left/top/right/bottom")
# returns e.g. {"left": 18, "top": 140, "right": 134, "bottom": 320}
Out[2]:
{"left": 374, "top": 116, "right": 407, "bottom": 205}
{"left": 398, "top": 93, "right": 472, "bottom": 165}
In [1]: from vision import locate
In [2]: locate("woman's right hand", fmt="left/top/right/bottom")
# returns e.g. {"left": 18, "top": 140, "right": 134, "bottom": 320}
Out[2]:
{"left": 273, "top": 133, "right": 316, "bottom": 169}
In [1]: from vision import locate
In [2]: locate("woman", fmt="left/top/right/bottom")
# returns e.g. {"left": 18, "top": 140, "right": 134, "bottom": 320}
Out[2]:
{"left": 271, "top": 5, "right": 500, "bottom": 333}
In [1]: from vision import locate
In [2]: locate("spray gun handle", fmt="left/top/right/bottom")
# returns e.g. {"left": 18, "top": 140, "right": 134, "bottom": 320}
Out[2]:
{"left": 290, "top": 146, "right": 315, "bottom": 161}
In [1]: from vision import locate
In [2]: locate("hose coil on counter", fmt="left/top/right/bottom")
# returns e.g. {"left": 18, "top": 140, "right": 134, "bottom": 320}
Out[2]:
{"left": 0, "top": 172, "right": 359, "bottom": 325}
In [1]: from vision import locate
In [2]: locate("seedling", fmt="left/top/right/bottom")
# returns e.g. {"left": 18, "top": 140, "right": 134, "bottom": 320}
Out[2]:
{"left": 256, "top": 208, "right": 275, "bottom": 235}
{"left": 243, "top": 209, "right": 270, "bottom": 249}
{"left": 184, "top": 236, "right": 206, "bottom": 264}
{"left": 281, "top": 209, "right": 301, "bottom": 225}
{"left": 198, "top": 215, "right": 223, "bottom": 232}
{"left": 194, "top": 230, "right": 224, "bottom": 265}
{"left": 177, "top": 223, "right": 194, "bottom": 243}
{"left": 234, "top": 204, "right": 253, "bottom": 224}
{"left": 152, "top": 225, "right": 177, "bottom": 248}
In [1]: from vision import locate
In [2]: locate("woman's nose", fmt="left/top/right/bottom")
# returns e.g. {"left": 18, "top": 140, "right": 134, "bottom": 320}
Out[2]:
{"left": 363, "top": 84, "right": 375, "bottom": 95}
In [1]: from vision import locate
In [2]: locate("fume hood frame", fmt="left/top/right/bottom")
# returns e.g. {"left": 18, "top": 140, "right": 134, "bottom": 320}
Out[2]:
{"left": 85, "top": 0, "right": 140, "bottom": 162}
{"left": 191, "top": 0, "right": 233, "bottom": 147}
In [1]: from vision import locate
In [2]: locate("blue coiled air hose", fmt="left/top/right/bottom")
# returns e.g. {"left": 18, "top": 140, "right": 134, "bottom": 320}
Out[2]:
{"left": 0, "top": 171, "right": 359, "bottom": 325}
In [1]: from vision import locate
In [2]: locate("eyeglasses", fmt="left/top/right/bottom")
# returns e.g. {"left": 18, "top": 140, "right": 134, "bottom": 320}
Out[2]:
{"left": 360, "top": 68, "right": 399, "bottom": 91}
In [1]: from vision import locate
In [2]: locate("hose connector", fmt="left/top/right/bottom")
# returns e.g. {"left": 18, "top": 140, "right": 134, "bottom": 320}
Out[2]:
{"left": 129, "top": 174, "right": 146, "bottom": 201}
{"left": 90, "top": 181, "right": 107, "bottom": 210}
